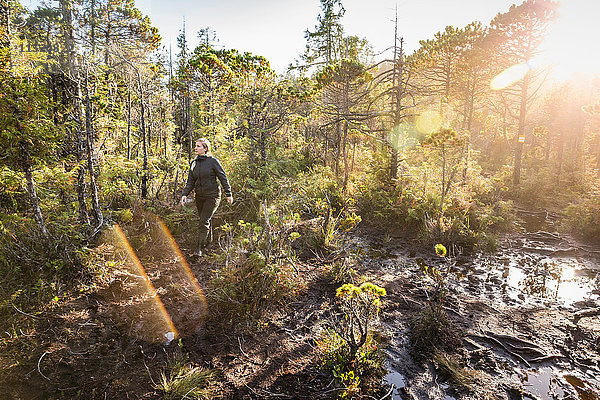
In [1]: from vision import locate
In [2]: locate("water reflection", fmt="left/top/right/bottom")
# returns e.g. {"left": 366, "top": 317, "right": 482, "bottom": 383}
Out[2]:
{"left": 384, "top": 369, "right": 405, "bottom": 399}
{"left": 520, "top": 367, "right": 600, "bottom": 400}
{"left": 502, "top": 260, "right": 597, "bottom": 306}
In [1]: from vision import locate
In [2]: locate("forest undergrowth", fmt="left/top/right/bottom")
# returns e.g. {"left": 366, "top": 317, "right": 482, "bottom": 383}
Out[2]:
{"left": 2, "top": 0, "right": 600, "bottom": 397}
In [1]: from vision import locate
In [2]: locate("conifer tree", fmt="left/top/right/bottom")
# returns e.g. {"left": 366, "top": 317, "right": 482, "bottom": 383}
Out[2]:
{"left": 487, "top": 0, "right": 558, "bottom": 185}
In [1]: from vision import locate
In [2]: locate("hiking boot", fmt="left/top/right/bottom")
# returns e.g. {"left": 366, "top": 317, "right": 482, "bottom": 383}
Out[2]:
{"left": 193, "top": 247, "right": 203, "bottom": 257}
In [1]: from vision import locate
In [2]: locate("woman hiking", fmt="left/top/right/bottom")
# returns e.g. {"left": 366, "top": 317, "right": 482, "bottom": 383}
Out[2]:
{"left": 180, "top": 138, "right": 233, "bottom": 257}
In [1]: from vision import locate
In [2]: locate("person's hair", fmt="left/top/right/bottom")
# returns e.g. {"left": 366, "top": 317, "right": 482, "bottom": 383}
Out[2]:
{"left": 196, "top": 138, "right": 211, "bottom": 154}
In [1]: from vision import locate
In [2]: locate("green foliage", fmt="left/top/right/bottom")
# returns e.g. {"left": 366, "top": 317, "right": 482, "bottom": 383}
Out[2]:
{"left": 328, "top": 259, "right": 357, "bottom": 283}
{"left": 209, "top": 213, "right": 300, "bottom": 324}
{"left": 563, "top": 191, "right": 600, "bottom": 243}
{"left": 411, "top": 245, "right": 461, "bottom": 357}
{"left": 0, "top": 69, "right": 61, "bottom": 171}
{"left": 316, "top": 328, "right": 386, "bottom": 399}
{"left": 509, "top": 167, "right": 590, "bottom": 210}
{"left": 155, "top": 352, "right": 216, "bottom": 400}
{"left": 435, "top": 243, "right": 447, "bottom": 257}
{"left": 209, "top": 250, "right": 291, "bottom": 324}
{"left": 330, "top": 282, "right": 386, "bottom": 363}
{"left": 410, "top": 303, "right": 460, "bottom": 357}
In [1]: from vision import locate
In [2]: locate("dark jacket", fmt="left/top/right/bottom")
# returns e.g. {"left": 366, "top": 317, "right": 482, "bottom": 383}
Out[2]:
{"left": 182, "top": 155, "right": 232, "bottom": 199}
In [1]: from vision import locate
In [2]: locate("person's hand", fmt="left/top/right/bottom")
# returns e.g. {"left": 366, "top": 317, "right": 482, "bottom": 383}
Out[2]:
{"left": 226, "top": 196, "right": 233, "bottom": 205}
{"left": 180, "top": 196, "right": 187, "bottom": 207}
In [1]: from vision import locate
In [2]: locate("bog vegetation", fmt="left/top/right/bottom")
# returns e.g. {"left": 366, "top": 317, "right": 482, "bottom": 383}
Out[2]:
{"left": 1, "top": 0, "right": 599, "bottom": 398}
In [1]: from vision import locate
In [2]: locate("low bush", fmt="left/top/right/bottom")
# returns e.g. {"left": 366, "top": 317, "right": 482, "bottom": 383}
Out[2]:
{"left": 410, "top": 245, "right": 461, "bottom": 356}
{"left": 155, "top": 351, "right": 217, "bottom": 400}
{"left": 563, "top": 191, "right": 600, "bottom": 243}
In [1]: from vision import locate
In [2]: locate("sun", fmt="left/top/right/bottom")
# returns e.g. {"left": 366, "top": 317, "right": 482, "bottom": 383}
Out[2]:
{"left": 540, "top": 0, "right": 600, "bottom": 80}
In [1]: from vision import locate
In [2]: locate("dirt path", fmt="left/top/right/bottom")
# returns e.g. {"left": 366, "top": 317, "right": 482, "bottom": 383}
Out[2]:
{"left": 2, "top": 216, "right": 599, "bottom": 399}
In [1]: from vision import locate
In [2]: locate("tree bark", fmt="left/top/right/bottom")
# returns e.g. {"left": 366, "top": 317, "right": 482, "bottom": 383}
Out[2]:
{"left": 60, "top": 0, "right": 90, "bottom": 226}
{"left": 83, "top": 63, "right": 103, "bottom": 231}
{"left": 137, "top": 69, "right": 149, "bottom": 199}
{"left": 24, "top": 162, "right": 49, "bottom": 238}
{"left": 513, "top": 74, "right": 530, "bottom": 186}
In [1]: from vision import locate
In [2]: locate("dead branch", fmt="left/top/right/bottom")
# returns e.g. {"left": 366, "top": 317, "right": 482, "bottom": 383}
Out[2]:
{"left": 37, "top": 351, "right": 51, "bottom": 381}
{"left": 11, "top": 303, "right": 41, "bottom": 319}
{"left": 573, "top": 307, "right": 600, "bottom": 324}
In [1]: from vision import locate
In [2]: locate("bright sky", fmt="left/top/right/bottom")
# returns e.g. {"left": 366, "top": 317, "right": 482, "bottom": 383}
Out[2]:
{"left": 25, "top": 0, "right": 600, "bottom": 78}
{"left": 132, "top": 0, "right": 521, "bottom": 73}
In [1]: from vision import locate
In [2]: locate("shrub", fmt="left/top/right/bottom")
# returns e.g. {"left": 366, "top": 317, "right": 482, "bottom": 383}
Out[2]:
{"left": 563, "top": 192, "right": 600, "bottom": 243}
{"left": 410, "top": 245, "right": 460, "bottom": 356}
{"left": 208, "top": 216, "right": 299, "bottom": 325}
{"left": 330, "top": 282, "right": 386, "bottom": 363}
{"left": 155, "top": 352, "right": 216, "bottom": 400}
{"left": 316, "top": 328, "right": 386, "bottom": 399}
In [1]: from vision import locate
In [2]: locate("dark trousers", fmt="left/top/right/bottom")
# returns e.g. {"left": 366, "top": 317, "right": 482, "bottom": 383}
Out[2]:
{"left": 195, "top": 195, "right": 221, "bottom": 249}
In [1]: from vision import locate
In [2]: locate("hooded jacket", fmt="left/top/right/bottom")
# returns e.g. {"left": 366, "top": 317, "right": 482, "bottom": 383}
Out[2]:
{"left": 182, "top": 155, "right": 232, "bottom": 199}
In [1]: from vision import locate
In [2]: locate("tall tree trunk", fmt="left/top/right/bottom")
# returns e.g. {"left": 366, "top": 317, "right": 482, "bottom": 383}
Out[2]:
{"left": 76, "top": 79, "right": 90, "bottom": 225}
{"left": 135, "top": 69, "right": 149, "bottom": 199}
{"left": 186, "top": 91, "right": 192, "bottom": 158}
{"left": 20, "top": 140, "right": 49, "bottom": 238}
{"left": 342, "top": 120, "right": 349, "bottom": 191}
{"left": 83, "top": 63, "right": 103, "bottom": 230}
{"left": 556, "top": 131, "right": 564, "bottom": 181}
{"left": 61, "top": 0, "right": 90, "bottom": 226}
{"left": 90, "top": 0, "right": 96, "bottom": 55}
{"left": 513, "top": 74, "right": 530, "bottom": 185}
{"left": 24, "top": 162, "right": 49, "bottom": 238}
{"left": 172, "top": 140, "right": 183, "bottom": 205}
{"left": 545, "top": 130, "right": 551, "bottom": 161}
{"left": 126, "top": 89, "right": 131, "bottom": 159}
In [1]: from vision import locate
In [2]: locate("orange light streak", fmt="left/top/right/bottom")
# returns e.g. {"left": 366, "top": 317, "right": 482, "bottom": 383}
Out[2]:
{"left": 110, "top": 225, "right": 179, "bottom": 341}
{"left": 155, "top": 216, "right": 208, "bottom": 314}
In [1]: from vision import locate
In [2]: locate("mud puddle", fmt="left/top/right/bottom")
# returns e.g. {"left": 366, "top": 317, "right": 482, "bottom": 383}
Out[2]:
{"left": 357, "top": 210, "right": 600, "bottom": 399}
{"left": 520, "top": 367, "right": 600, "bottom": 400}
{"left": 454, "top": 210, "right": 600, "bottom": 307}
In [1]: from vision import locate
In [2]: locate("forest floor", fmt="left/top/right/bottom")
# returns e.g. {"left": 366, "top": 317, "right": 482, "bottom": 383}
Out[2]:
{"left": 1, "top": 211, "right": 600, "bottom": 399}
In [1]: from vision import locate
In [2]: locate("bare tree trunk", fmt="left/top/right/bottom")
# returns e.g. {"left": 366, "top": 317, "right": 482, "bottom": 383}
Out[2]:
{"left": 172, "top": 140, "right": 184, "bottom": 205}
{"left": 342, "top": 120, "right": 349, "bottom": 191}
{"left": 127, "top": 89, "right": 131, "bottom": 159}
{"left": 513, "top": 74, "right": 530, "bottom": 185}
{"left": 90, "top": 0, "right": 96, "bottom": 55}
{"left": 76, "top": 80, "right": 90, "bottom": 225}
{"left": 22, "top": 149, "right": 49, "bottom": 238}
{"left": 61, "top": 0, "right": 90, "bottom": 226}
{"left": 83, "top": 63, "right": 103, "bottom": 231}
{"left": 556, "top": 132, "right": 564, "bottom": 181}
{"left": 138, "top": 70, "right": 149, "bottom": 199}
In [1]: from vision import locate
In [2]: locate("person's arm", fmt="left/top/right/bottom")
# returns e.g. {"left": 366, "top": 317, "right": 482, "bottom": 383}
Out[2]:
{"left": 180, "top": 162, "right": 196, "bottom": 207}
{"left": 214, "top": 159, "right": 233, "bottom": 204}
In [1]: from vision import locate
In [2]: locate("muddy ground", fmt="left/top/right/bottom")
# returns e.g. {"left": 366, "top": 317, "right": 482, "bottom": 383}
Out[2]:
{"left": 1, "top": 212, "right": 599, "bottom": 399}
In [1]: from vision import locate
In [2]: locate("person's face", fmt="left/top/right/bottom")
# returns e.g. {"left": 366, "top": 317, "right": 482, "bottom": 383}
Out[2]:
{"left": 195, "top": 141, "right": 207, "bottom": 156}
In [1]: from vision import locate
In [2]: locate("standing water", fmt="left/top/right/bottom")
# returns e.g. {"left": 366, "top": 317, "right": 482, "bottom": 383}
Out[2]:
{"left": 376, "top": 209, "right": 600, "bottom": 399}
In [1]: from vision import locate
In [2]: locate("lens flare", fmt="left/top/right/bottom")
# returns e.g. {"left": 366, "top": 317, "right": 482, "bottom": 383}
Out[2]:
{"left": 389, "top": 122, "right": 419, "bottom": 151}
{"left": 490, "top": 63, "right": 530, "bottom": 90}
{"left": 153, "top": 215, "right": 208, "bottom": 336}
{"left": 104, "top": 225, "right": 179, "bottom": 343}
{"left": 100, "top": 211, "right": 210, "bottom": 342}
{"left": 416, "top": 110, "right": 442, "bottom": 134}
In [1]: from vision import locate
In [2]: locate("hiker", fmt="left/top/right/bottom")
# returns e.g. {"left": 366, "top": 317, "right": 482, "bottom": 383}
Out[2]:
{"left": 180, "top": 138, "right": 233, "bottom": 257}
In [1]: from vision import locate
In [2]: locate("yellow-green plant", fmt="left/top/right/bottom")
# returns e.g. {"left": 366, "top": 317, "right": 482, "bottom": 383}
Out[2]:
{"left": 411, "top": 244, "right": 460, "bottom": 355}
{"left": 316, "top": 328, "right": 385, "bottom": 399}
{"left": 155, "top": 352, "right": 216, "bottom": 400}
{"left": 332, "top": 282, "right": 386, "bottom": 363}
